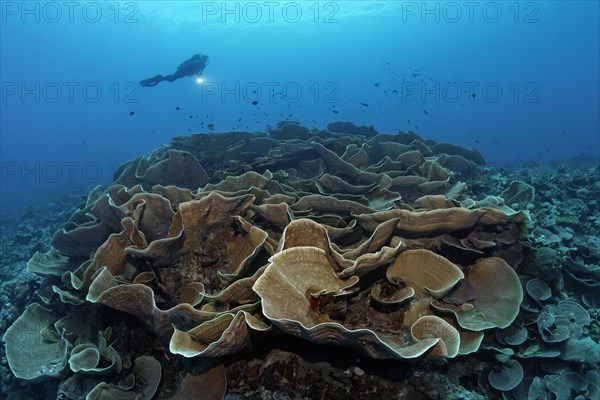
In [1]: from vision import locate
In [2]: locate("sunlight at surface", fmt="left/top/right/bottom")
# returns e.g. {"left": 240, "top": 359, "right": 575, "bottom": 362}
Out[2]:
{"left": 136, "top": 1, "right": 399, "bottom": 32}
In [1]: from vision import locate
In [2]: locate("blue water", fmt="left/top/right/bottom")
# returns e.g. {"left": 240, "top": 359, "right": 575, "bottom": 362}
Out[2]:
{"left": 1, "top": 1, "right": 599, "bottom": 214}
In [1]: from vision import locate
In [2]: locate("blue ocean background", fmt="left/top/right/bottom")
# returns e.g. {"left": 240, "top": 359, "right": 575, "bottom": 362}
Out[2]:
{"left": 0, "top": 1, "right": 598, "bottom": 215}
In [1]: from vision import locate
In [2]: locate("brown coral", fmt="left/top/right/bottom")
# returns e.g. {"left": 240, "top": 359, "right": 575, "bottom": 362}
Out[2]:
{"left": 5, "top": 123, "right": 528, "bottom": 398}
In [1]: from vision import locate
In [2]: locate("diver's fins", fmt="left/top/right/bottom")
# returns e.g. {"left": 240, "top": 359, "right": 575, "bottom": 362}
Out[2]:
{"left": 139, "top": 74, "right": 164, "bottom": 87}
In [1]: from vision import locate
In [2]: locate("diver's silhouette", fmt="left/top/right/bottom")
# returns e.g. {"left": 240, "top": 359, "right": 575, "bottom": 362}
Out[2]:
{"left": 139, "top": 53, "right": 209, "bottom": 87}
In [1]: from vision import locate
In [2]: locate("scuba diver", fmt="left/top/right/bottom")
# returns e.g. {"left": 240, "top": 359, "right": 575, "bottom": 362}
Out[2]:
{"left": 139, "top": 53, "right": 209, "bottom": 87}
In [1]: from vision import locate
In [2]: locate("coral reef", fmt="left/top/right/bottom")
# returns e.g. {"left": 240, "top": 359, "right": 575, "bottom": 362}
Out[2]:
{"left": 1, "top": 122, "right": 599, "bottom": 399}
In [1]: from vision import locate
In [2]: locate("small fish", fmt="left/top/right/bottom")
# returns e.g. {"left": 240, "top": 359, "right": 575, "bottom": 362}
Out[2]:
{"left": 332, "top": 110, "right": 339, "bottom": 114}
{"left": 207, "top": 124, "right": 214, "bottom": 130}
{"left": 175, "top": 106, "right": 180, "bottom": 110}
{"left": 423, "top": 110, "right": 429, "bottom": 115}
{"left": 359, "top": 102, "right": 369, "bottom": 107}
{"left": 251, "top": 100, "right": 258, "bottom": 105}
{"left": 129, "top": 111, "right": 135, "bottom": 116}
{"left": 374, "top": 82, "right": 380, "bottom": 87}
